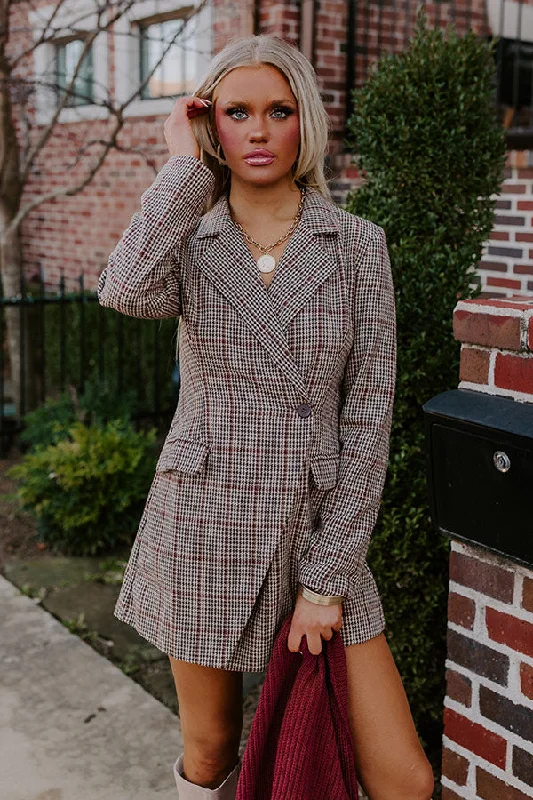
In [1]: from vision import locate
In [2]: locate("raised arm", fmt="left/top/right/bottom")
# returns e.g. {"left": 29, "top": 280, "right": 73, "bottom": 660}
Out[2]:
{"left": 298, "top": 225, "right": 397, "bottom": 600}
{"left": 98, "top": 96, "right": 215, "bottom": 319}
{"left": 98, "top": 156, "right": 214, "bottom": 319}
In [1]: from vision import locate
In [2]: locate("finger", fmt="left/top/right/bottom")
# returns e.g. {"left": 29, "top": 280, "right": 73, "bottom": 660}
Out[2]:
{"left": 184, "top": 96, "right": 211, "bottom": 111}
{"left": 186, "top": 106, "right": 210, "bottom": 119}
{"left": 287, "top": 636, "right": 302, "bottom": 653}
{"left": 168, "top": 96, "right": 209, "bottom": 120}
{"left": 185, "top": 98, "right": 212, "bottom": 120}
{"left": 307, "top": 632, "right": 322, "bottom": 656}
{"left": 321, "top": 628, "right": 333, "bottom": 641}
{"left": 287, "top": 629, "right": 302, "bottom": 653}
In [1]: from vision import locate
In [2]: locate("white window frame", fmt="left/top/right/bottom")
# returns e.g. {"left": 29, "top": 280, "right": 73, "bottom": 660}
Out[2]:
{"left": 113, "top": 0, "right": 212, "bottom": 118}
{"left": 487, "top": 0, "right": 533, "bottom": 39}
{"left": 29, "top": 1, "right": 109, "bottom": 125}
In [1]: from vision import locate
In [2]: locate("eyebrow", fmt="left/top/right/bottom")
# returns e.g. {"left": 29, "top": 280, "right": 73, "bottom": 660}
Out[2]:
{"left": 220, "top": 99, "right": 297, "bottom": 108}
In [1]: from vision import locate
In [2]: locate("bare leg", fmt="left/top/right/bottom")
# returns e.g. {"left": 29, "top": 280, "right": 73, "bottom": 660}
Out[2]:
{"left": 345, "top": 633, "right": 435, "bottom": 800}
{"left": 169, "top": 656, "right": 243, "bottom": 789}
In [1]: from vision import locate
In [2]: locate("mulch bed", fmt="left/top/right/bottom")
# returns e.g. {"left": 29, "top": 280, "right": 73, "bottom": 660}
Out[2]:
{"left": 0, "top": 453, "right": 49, "bottom": 572}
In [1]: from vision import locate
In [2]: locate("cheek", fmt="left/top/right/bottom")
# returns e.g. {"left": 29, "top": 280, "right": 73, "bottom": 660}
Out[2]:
{"left": 215, "top": 111, "right": 240, "bottom": 154}
{"left": 279, "top": 117, "right": 300, "bottom": 156}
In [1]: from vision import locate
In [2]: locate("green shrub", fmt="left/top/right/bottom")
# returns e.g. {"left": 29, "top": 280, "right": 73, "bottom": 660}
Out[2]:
{"left": 19, "top": 382, "right": 140, "bottom": 452}
{"left": 9, "top": 420, "right": 157, "bottom": 555}
{"left": 344, "top": 10, "right": 506, "bottom": 764}
{"left": 20, "top": 395, "right": 77, "bottom": 451}
{"left": 77, "top": 381, "right": 139, "bottom": 425}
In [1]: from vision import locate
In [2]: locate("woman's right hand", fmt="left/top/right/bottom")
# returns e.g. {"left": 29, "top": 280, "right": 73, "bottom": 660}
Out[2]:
{"left": 163, "top": 96, "right": 212, "bottom": 160}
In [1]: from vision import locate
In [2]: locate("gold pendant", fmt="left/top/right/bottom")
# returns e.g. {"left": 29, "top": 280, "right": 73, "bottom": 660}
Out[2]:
{"left": 257, "top": 254, "right": 276, "bottom": 273}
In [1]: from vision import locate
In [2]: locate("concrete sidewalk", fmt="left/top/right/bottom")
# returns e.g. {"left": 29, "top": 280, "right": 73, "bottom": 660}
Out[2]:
{"left": 0, "top": 574, "right": 186, "bottom": 800}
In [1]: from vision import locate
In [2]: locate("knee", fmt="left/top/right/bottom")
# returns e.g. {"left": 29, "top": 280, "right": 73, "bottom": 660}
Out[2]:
{"left": 363, "top": 756, "right": 434, "bottom": 800}
{"left": 420, "top": 766, "right": 435, "bottom": 800}
{"left": 397, "top": 758, "right": 434, "bottom": 800}
{"left": 184, "top": 725, "right": 242, "bottom": 784}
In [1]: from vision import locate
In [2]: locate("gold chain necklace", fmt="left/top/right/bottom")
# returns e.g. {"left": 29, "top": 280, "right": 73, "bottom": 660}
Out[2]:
{"left": 231, "top": 188, "right": 306, "bottom": 274}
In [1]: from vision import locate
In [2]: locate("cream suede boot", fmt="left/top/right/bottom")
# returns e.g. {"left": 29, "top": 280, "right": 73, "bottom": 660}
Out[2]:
{"left": 173, "top": 754, "right": 242, "bottom": 799}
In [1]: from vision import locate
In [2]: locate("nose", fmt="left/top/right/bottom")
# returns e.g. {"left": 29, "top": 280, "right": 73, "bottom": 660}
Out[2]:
{"left": 249, "top": 116, "right": 269, "bottom": 143}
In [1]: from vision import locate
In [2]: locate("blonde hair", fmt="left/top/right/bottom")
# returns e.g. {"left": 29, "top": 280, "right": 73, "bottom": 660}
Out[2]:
{"left": 190, "top": 35, "right": 331, "bottom": 209}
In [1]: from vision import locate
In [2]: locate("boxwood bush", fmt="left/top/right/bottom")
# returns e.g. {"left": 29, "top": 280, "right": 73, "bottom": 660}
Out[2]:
{"left": 344, "top": 10, "right": 506, "bottom": 766}
{"left": 19, "top": 382, "right": 140, "bottom": 452}
{"left": 9, "top": 419, "right": 157, "bottom": 555}
{"left": 10, "top": 287, "right": 180, "bottom": 555}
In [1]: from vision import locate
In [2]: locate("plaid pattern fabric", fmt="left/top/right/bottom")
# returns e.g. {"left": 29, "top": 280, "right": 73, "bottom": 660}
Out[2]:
{"left": 98, "top": 155, "right": 396, "bottom": 671}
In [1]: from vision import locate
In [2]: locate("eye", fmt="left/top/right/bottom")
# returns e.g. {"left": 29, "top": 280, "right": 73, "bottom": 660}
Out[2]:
{"left": 271, "top": 106, "right": 295, "bottom": 119}
{"left": 225, "top": 107, "right": 248, "bottom": 120}
{"left": 224, "top": 105, "right": 296, "bottom": 121}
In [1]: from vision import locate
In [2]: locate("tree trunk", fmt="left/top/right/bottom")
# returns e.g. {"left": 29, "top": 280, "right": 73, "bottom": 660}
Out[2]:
{"left": 0, "top": 205, "right": 33, "bottom": 417}
{"left": 0, "top": 38, "right": 35, "bottom": 418}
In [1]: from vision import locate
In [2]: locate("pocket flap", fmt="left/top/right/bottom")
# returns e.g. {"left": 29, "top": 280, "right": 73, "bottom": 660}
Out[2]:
{"left": 156, "top": 438, "right": 209, "bottom": 475}
{"left": 310, "top": 454, "right": 339, "bottom": 490}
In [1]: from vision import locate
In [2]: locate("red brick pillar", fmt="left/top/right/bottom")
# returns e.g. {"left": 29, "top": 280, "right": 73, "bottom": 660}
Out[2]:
{"left": 441, "top": 297, "right": 533, "bottom": 799}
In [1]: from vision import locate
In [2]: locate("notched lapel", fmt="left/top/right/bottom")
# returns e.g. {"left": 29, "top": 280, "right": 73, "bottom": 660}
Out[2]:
{"left": 197, "top": 229, "right": 308, "bottom": 396}
{"left": 267, "top": 188, "right": 342, "bottom": 330}
{"left": 193, "top": 188, "right": 342, "bottom": 396}
{"left": 266, "top": 225, "right": 341, "bottom": 330}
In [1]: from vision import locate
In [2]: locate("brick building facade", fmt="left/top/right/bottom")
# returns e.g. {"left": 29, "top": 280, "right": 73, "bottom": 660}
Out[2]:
{"left": 7, "top": 0, "right": 533, "bottom": 296}
{"left": 439, "top": 296, "right": 533, "bottom": 798}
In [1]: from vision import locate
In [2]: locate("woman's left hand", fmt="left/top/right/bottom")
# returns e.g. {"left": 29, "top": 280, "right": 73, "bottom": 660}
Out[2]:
{"left": 288, "top": 593, "right": 343, "bottom": 655}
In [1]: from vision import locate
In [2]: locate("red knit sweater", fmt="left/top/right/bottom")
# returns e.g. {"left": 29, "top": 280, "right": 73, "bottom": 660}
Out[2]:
{"left": 236, "top": 613, "right": 359, "bottom": 800}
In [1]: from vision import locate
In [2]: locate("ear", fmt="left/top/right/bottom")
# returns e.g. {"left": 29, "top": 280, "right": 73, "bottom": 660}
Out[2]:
{"left": 205, "top": 100, "right": 218, "bottom": 146}
{"left": 208, "top": 92, "right": 218, "bottom": 131}
{"left": 207, "top": 119, "right": 221, "bottom": 153}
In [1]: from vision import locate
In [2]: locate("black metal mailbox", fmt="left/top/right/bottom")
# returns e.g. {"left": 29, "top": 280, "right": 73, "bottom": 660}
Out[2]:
{"left": 423, "top": 388, "right": 533, "bottom": 567}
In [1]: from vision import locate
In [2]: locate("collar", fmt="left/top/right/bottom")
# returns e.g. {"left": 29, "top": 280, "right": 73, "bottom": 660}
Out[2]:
{"left": 195, "top": 186, "right": 341, "bottom": 239}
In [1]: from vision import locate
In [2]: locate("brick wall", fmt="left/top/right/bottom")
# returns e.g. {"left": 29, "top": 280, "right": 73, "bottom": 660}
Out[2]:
{"left": 8, "top": 0, "right": 533, "bottom": 299}
{"left": 327, "top": 0, "right": 491, "bottom": 199}
{"left": 479, "top": 151, "right": 533, "bottom": 300}
{"left": 453, "top": 298, "right": 533, "bottom": 401}
{"left": 442, "top": 296, "right": 533, "bottom": 799}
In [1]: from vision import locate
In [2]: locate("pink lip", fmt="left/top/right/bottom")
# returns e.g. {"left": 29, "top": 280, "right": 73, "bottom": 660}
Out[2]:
{"left": 245, "top": 149, "right": 275, "bottom": 157}
{"left": 244, "top": 149, "right": 275, "bottom": 165}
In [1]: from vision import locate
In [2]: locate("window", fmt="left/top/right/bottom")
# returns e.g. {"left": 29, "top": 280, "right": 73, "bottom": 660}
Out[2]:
{"left": 113, "top": 0, "right": 211, "bottom": 118}
{"left": 29, "top": 1, "right": 108, "bottom": 124}
{"left": 139, "top": 17, "right": 197, "bottom": 100}
{"left": 487, "top": 0, "right": 533, "bottom": 134}
{"left": 55, "top": 38, "right": 95, "bottom": 108}
{"left": 493, "top": 37, "right": 533, "bottom": 129}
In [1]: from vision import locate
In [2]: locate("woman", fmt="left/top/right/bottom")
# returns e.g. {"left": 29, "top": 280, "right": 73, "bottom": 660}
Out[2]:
{"left": 98, "top": 34, "right": 434, "bottom": 800}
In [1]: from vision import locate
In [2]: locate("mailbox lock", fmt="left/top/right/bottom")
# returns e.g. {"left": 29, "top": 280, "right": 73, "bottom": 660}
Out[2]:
{"left": 493, "top": 451, "right": 511, "bottom": 473}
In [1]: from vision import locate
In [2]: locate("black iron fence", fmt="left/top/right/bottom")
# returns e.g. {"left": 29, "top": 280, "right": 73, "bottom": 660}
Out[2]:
{"left": 0, "top": 271, "right": 179, "bottom": 455}
{"left": 345, "top": 0, "right": 533, "bottom": 147}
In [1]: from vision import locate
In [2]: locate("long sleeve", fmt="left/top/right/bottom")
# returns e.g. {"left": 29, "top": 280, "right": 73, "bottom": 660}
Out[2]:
{"left": 98, "top": 155, "right": 215, "bottom": 319}
{"left": 298, "top": 226, "right": 397, "bottom": 600}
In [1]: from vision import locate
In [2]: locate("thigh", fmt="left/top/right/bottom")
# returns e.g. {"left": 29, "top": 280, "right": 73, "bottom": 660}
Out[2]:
{"left": 169, "top": 657, "right": 243, "bottom": 741}
{"left": 345, "top": 634, "right": 434, "bottom": 800}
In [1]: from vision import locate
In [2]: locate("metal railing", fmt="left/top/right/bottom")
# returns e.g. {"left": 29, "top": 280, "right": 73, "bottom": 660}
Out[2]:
{"left": 0, "top": 270, "right": 179, "bottom": 454}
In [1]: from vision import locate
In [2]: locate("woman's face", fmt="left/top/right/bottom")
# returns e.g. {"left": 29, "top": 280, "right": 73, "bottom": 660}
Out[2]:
{"left": 212, "top": 64, "right": 300, "bottom": 189}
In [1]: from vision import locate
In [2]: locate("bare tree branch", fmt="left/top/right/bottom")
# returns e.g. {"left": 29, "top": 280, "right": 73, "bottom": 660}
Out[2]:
{"left": 9, "top": 0, "right": 134, "bottom": 69}
{"left": 1, "top": 0, "right": 211, "bottom": 240}
{"left": 5, "top": 119, "right": 122, "bottom": 237}
{"left": 115, "top": 3, "right": 206, "bottom": 114}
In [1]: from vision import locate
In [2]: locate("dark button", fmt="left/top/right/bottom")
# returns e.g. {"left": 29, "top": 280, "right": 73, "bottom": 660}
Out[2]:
{"left": 296, "top": 403, "right": 312, "bottom": 418}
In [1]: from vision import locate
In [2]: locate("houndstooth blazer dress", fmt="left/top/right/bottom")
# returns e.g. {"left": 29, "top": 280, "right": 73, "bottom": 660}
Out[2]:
{"left": 98, "top": 154, "right": 397, "bottom": 672}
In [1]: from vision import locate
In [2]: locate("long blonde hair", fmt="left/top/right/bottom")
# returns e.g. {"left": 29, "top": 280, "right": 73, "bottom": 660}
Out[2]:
{"left": 190, "top": 35, "right": 331, "bottom": 210}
